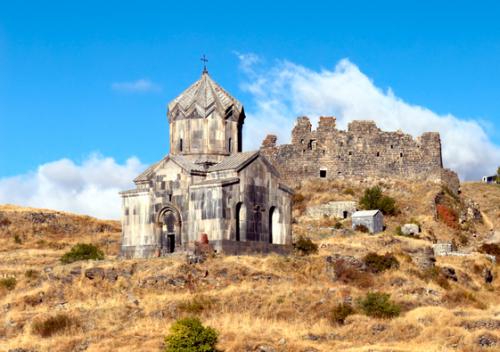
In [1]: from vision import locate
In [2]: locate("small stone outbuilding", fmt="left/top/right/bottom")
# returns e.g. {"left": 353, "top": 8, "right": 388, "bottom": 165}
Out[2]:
{"left": 351, "top": 210, "right": 384, "bottom": 234}
{"left": 306, "top": 201, "right": 357, "bottom": 219}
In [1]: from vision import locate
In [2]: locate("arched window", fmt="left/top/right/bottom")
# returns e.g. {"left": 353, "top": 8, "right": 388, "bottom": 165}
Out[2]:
{"left": 269, "top": 206, "right": 281, "bottom": 244}
{"left": 235, "top": 202, "right": 246, "bottom": 241}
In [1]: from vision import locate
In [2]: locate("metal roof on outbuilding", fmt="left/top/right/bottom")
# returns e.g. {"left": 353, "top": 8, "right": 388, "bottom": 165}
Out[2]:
{"left": 352, "top": 210, "right": 381, "bottom": 217}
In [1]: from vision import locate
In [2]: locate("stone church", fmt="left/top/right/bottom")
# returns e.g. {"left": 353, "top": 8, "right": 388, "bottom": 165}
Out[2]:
{"left": 120, "top": 69, "right": 293, "bottom": 258}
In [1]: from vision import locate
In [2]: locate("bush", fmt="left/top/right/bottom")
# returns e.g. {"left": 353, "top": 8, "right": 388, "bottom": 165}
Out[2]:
{"left": 419, "top": 266, "right": 450, "bottom": 289}
{"left": 478, "top": 243, "right": 500, "bottom": 262}
{"left": 330, "top": 303, "right": 354, "bottom": 325}
{"left": 363, "top": 253, "right": 399, "bottom": 273}
{"left": 178, "top": 295, "right": 213, "bottom": 315}
{"left": 343, "top": 188, "right": 355, "bottom": 196}
{"left": 354, "top": 224, "right": 369, "bottom": 233}
{"left": 25, "top": 269, "right": 40, "bottom": 280}
{"left": 164, "top": 317, "right": 218, "bottom": 352}
{"left": 32, "top": 313, "right": 74, "bottom": 337}
{"left": 14, "top": 234, "right": 22, "bottom": 244}
{"left": 358, "top": 292, "right": 401, "bottom": 318}
{"left": 0, "top": 214, "right": 11, "bottom": 227}
{"left": 443, "top": 289, "right": 486, "bottom": 309}
{"left": 60, "top": 243, "right": 104, "bottom": 264}
{"left": 333, "top": 260, "right": 374, "bottom": 288}
{"left": 0, "top": 277, "right": 17, "bottom": 291}
{"left": 292, "top": 193, "right": 305, "bottom": 203}
{"left": 293, "top": 236, "right": 318, "bottom": 255}
{"left": 359, "top": 186, "right": 397, "bottom": 215}
{"left": 436, "top": 204, "right": 458, "bottom": 229}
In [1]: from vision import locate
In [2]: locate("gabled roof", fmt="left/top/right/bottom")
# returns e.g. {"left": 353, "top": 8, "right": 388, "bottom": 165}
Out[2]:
{"left": 168, "top": 72, "right": 243, "bottom": 121}
{"left": 133, "top": 155, "right": 207, "bottom": 183}
{"left": 352, "top": 210, "right": 381, "bottom": 217}
{"left": 208, "top": 151, "right": 259, "bottom": 172}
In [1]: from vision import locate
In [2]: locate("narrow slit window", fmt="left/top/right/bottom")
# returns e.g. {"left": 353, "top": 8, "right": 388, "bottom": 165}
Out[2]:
{"left": 228, "top": 138, "right": 232, "bottom": 153}
{"left": 179, "top": 138, "right": 183, "bottom": 152}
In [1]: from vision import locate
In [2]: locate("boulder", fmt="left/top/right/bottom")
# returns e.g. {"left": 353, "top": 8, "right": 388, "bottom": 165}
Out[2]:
{"left": 401, "top": 223, "right": 419, "bottom": 236}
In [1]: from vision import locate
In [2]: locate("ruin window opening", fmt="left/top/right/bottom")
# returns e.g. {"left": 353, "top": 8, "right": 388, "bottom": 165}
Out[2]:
{"left": 168, "top": 194, "right": 172, "bottom": 202}
{"left": 343, "top": 211, "right": 348, "bottom": 219}
{"left": 320, "top": 169, "right": 327, "bottom": 178}
{"left": 400, "top": 152, "right": 403, "bottom": 157}
{"left": 348, "top": 151, "right": 352, "bottom": 156}
{"left": 376, "top": 152, "right": 380, "bottom": 157}
{"left": 390, "top": 145, "right": 393, "bottom": 149}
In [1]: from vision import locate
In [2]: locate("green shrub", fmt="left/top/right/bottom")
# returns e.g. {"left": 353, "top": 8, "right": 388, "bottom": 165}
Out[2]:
{"left": 358, "top": 292, "right": 401, "bottom": 318}
{"left": 32, "top": 313, "right": 74, "bottom": 337}
{"left": 0, "top": 277, "right": 17, "bottom": 291}
{"left": 333, "top": 221, "right": 343, "bottom": 229}
{"left": 359, "top": 186, "right": 397, "bottom": 215}
{"left": 330, "top": 303, "right": 354, "bottom": 325}
{"left": 293, "top": 236, "right": 318, "bottom": 255}
{"left": 363, "top": 252, "right": 399, "bottom": 273}
{"left": 13, "top": 234, "right": 22, "bottom": 244}
{"left": 60, "top": 243, "right": 104, "bottom": 264}
{"left": 164, "top": 317, "right": 218, "bottom": 352}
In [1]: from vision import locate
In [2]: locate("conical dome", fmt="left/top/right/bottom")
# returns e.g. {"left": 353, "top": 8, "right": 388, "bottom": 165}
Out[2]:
{"left": 168, "top": 71, "right": 243, "bottom": 122}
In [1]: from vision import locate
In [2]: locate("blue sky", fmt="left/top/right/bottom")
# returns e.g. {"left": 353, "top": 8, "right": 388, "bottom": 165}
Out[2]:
{"left": 0, "top": 1, "right": 499, "bottom": 217}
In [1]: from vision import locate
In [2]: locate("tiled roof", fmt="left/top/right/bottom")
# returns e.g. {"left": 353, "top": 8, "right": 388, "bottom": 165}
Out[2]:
{"left": 168, "top": 72, "right": 243, "bottom": 119}
{"left": 133, "top": 155, "right": 207, "bottom": 183}
{"left": 208, "top": 151, "right": 259, "bottom": 172}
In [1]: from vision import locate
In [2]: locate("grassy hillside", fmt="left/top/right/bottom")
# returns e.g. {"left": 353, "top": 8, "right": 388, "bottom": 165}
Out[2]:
{"left": 0, "top": 182, "right": 499, "bottom": 352}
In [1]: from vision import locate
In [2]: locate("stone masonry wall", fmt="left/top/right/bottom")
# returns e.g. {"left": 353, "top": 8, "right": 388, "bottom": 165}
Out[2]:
{"left": 261, "top": 116, "right": 459, "bottom": 191}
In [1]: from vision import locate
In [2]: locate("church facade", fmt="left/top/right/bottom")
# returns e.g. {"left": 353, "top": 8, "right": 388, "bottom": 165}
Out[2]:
{"left": 120, "top": 70, "right": 293, "bottom": 258}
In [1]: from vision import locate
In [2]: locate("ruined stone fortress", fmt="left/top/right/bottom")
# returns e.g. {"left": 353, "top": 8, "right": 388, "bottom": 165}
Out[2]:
{"left": 260, "top": 116, "right": 459, "bottom": 192}
{"left": 120, "top": 70, "right": 458, "bottom": 258}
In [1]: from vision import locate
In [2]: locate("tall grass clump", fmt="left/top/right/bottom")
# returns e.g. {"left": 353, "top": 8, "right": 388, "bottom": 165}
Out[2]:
{"left": 32, "top": 313, "right": 75, "bottom": 337}
{"left": 0, "top": 277, "right": 17, "bottom": 291}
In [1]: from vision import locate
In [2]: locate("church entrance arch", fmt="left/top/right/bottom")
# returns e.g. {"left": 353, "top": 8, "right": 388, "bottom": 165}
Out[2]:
{"left": 269, "top": 206, "right": 281, "bottom": 244}
{"left": 157, "top": 206, "right": 181, "bottom": 253}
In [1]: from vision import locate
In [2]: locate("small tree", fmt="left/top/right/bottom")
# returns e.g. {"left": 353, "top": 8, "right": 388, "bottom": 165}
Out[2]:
{"left": 60, "top": 243, "right": 104, "bottom": 264}
{"left": 358, "top": 292, "right": 401, "bottom": 318}
{"left": 164, "top": 317, "right": 218, "bottom": 352}
{"left": 359, "top": 186, "right": 396, "bottom": 215}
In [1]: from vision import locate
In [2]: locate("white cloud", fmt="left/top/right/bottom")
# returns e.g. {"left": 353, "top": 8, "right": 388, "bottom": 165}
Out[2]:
{"left": 111, "top": 78, "right": 161, "bottom": 93}
{"left": 0, "top": 154, "right": 146, "bottom": 219}
{"left": 239, "top": 56, "right": 500, "bottom": 180}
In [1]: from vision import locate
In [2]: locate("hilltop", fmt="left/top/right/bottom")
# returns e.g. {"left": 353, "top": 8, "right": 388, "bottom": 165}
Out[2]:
{"left": 0, "top": 181, "right": 499, "bottom": 352}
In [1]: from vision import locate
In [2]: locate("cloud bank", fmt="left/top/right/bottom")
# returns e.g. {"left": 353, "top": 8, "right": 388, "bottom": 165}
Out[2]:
{"left": 111, "top": 78, "right": 161, "bottom": 93}
{"left": 238, "top": 56, "right": 499, "bottom": 180}
{"left": 0, "top": 154, "right": 146, "bottom": 219}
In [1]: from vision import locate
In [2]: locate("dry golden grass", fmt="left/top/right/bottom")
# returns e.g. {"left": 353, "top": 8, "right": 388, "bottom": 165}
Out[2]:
{"left": 0, "top": 182, "right": 499, "bottom": 351}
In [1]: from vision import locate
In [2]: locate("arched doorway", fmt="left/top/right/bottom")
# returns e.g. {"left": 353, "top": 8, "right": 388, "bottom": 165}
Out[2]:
{"left": 157, "top": 206, "right": 181, "bottom": 253}
{"left": 235, "top": 202, "right": 246, "bottom": 241}
{"left": 269, "top": 206, "right": 281, "bottom": 244}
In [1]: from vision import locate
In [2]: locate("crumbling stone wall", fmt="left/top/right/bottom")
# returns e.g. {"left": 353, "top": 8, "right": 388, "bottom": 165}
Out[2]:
{"left": 261, "top": 116, "right": 459, "bottom": 191}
